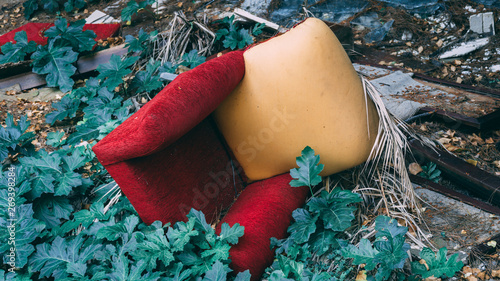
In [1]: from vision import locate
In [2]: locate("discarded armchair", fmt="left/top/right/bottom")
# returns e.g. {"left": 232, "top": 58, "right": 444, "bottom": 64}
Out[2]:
{"left": 93, "top": 18, "right": 379, "bottom": 279}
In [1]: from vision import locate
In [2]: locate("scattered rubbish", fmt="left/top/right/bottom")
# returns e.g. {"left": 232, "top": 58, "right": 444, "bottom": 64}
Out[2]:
{"left": 85, "top": 10, "right": 120, "bottom": 24}
{"left": 353, "top": 63, "right": 391, "bottom": 78}
{"left": 378, "top": 0, "right": 443, "bottom": 15}
{"left": 492, "top": 65, "right": 500, "bottom": 72}
{"left": 269, "top": 0, "right": 369, "bottom": 26}
{"left": 159, "top": 72, "right": 178, "bottom": 82}
{"left": 308, "top": 0, "right": 369, "bottom": 24}
{"left": 469, "top": 12, "right": 495, "bottom": 35}
{"left": 151, "top": 0, "right": 168, "bottom": 13}
{"left": 239, "top": 0, "right": 272, "bottom": 17}
{"left": 364, "top": 19, "right": 394, "bottom": 43}
{"left": 369, "top": 71, "right": 431, "bottom": 120}
{"left": 234, "top": 8, "right": 280, "bottom": 31}
{"left": 438, "top": 37, "right": 490, "bottom": 59}
{"left": 351, "top": 12, "right": 382, "bottom": 29}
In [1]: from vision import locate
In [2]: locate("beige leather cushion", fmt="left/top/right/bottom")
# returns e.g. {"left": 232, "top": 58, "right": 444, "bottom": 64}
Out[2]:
{"left": 214, "top": 18, "right": 379, "bottom": 181}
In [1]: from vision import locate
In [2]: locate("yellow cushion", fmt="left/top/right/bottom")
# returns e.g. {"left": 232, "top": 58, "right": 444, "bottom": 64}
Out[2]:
{"left": 214, "top": 18, "right": 379, "bottom": 181}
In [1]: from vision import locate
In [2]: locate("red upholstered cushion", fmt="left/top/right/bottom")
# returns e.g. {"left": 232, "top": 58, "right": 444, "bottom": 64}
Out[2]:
{"left": 93, "top": 50, "right": 246, "bottom": 224}
{"left": 216, "top": 173, "right": 309, "bottom": 280}
{"left": 103, "top": 118, "right": 245, "bottom": 224}
{"left": 0, "top": 22, "right": 120, "bottom": 50}
{"left": 93, "top": 50, "right": 245, "bottom": 165}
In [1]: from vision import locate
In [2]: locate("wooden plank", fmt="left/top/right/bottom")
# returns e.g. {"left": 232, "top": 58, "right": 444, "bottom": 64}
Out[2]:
{"left": 410, "top": 174, "right": 500, "bottom": 216}
{"left": 0, "top": 44, "right": 128, "bottom": 91}
{"left": 410, "top": 139, "right": 500, "bottom": 206}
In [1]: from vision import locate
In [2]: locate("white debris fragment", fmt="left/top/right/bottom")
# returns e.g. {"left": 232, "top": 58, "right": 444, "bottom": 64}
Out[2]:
{"left": 151, "top": 0, "right": 168, "bottom": 13}
{"left": 491, "top": 65, "right": 500, "bottom": 72}
{"left": 85, "top": 10, "right": 119, "bottom": 23}
{"left": 439, "top": 37, "right": 490, "bottom": 59}
{"left": 464, "top": 5, "right": 476, "bottom": 13}
{"left": 160, "top": 72, "right": 179, "bottom": 82}
{"left": 469, "top": 12, "right": 495, "bottom": 35}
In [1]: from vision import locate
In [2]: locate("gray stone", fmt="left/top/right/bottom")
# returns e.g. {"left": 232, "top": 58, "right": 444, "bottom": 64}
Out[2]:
{"left": 240, "top": 0, "right": 272, "bottom": 17}
{"left": 0, "top": 85, "right": 65, "bottom": 102}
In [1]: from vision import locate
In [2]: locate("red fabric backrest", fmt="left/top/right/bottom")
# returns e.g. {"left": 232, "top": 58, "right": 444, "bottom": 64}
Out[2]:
{"left": 92, "top": 50, "right": 246, "bottom": 224}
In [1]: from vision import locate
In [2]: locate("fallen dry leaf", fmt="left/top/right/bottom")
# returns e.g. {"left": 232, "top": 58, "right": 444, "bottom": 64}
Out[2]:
{"left": 423, "top": 277, "right": 441, "bottom": 281}
{"left": 355, "top": 270, "right": 367, "bottom": 281}
{"left": 466, "top": 276, "right": 478, "bottom": 281}
{"left": 493, "top": 160, "right": 500, "bottom": 169}
{"left": 438, "top": 137, "right": 451, "bottom": 144}
{"left": 485, "top": 137, "right": 494, "bottom": 144}
{"left": 486, "top": 240, "right": 497, "bottom": 248}
{"left": 463, "top": 266, "right": 473, "bottom": 274}
{"left": 466, "top": 159, "right": 478, "bottom": 166}
{"left": 492, "top": 270, "right": 500, "bottom": 278}
{"left": 409, "top": 162, "right": 423, "bottom": 175}
{"left": 419, "top": 259, "right": 430, "bottom": 271}
{"left": 476, "top": 271, "right": 490, "bottom": 280}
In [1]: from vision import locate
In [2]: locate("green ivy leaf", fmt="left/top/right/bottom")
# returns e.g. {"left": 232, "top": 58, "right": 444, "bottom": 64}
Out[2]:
{"left": 288, "top": 209, "right": 318, "bottom": 244}
{"left": 43, "top": 0, "right": 60, "bottom": 12}
{"left": 97, "top": 54, "right": 139, "bottom": 90}
{"left": 167, "top": 218, "right": 199, "bottom": 252}
{"left": 121, "top": 0, "right": 140, "bottom": 23}
{"left": 411, "top": 247, "right": 463, "bottom": 279}
{"left": 219, "top": 222, "right": 245, "bottom": 245}
{"left": 165, "top": 263, "right": 192, "bottom": 281}
{"left": 31, "top": 41, "right": 78, "bottom": 92}
{"left": 63, "top": 0, "right": 86, "bottom": 13}
{"left": 44, "top": 18, "right": 97, "bottom": 52}
{"left": 307, "top": 198, "right": 356, "bottom": 232}
{"left": 33, "top": 195, "right": 73, "bottom": 228}
{"left": 308, "top": 228, "right": 339, "bottom": 256}
{"left": 181, "top": 50, "right": 206, "bottom": 69}
{"left": 234, "top": 270, "right": 251, "bottom": 281}
{"left": 130, "top": 60, "right": 163, "bottom": 93}
{"left": 252, "top": 23, "right": 265, "bottom": 36}
{"left": 135, "top": 228, "right": 174, "bottom": 270}
{"left": 373, "top": 235, "right": 410, "bottom": 271}
{"left": 55, "top": 171, "right": 82, "bottom": 196}
{"left": 202, "top": 260, "right": 231, "bottom": 281}
{"left": 223, "top": 28, "right": 253, "bottom": 50}
{"left": 188, "top": 209, "right": 214, "bottom": 235}
{"left": 19, "top": 150, "right": 62, "bottom": 174}
{"left": 342, "top": 239, "right": 379, "bottom": 270}
{"left": 0, "top": 31, "right": 37, "bottom": 64}
{"left": 30, "top": 236, "right": 99, "bottom": 279}
{"left": 374, "top": 216, "right": 408, "bottom": 240}
{"left": 46, "top": 131, "right": 66, "bottom": 147}
{"left": 290, "top": 146, "right": 324, "bottom": 191}
{"left": 45, "top": 95, "right": 81, "bottom": 124}
{"left": 125, "top": 29, "right": 158, "bottom": 53}
{"left": 23, "top": 0, "right": 38, "bottom": 19}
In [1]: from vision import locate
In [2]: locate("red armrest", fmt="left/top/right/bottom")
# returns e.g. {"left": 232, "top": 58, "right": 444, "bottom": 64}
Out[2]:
{"left": 93, "top": 50, "right": 245, "bottom": 165}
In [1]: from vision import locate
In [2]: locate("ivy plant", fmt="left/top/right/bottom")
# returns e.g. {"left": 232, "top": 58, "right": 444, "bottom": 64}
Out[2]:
{"left": 215, "top": 15, "right": 263, "bottom": 50}
{"left": 0, "top": 31, "right": 37, "bottom": 64}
